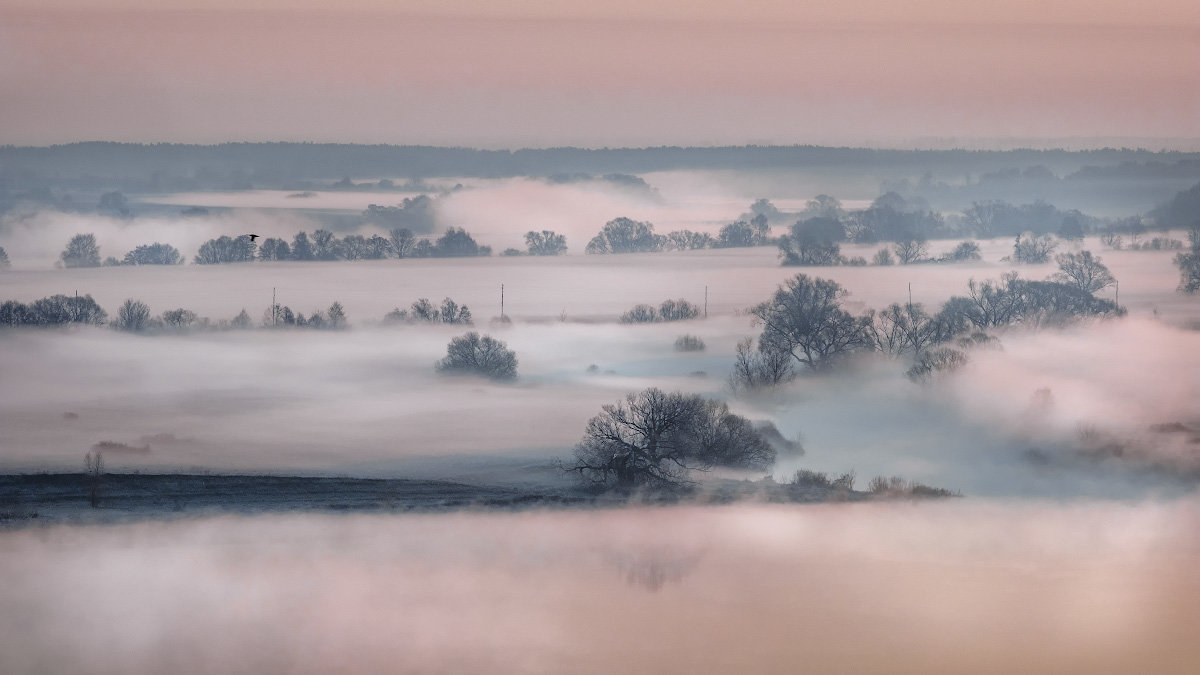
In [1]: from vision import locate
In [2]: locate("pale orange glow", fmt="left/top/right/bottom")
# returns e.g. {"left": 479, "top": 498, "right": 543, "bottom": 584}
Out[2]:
{"left": 1, "top": 4, "right": 1197, "bottom": 146}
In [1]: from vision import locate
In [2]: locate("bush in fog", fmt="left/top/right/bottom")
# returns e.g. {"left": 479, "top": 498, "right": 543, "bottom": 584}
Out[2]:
{"left": 872, "top": 248, "right": 894, "bottom": 265}
{"left": 939, "top": 241, "right": 981, "bottom": 263}
{"left": 789, "top": 469, "right": 855, "bottom": 492}
{"left": 673, "top": 335, "right": 706, "bottom": 352}
{"left": 60, "top": 233, "right": 101, "bottom": 268}
{"left": 385, "top": 297, "right": 472, "bottom": 325}
{"left": 750, "top": 274, "right": 871, "bottom": 372}
{"left": 194, "top": 235, "right": 256, "bottom": 264}
{"left": 161, "top": 308, "right": 198, "bottom": 330}
{"left": 586, "top": 217, "right": 663, "bottom": 254}
{"left": 122, "top": 242, "right": 182, "bottom": 265}
{"left": 112, "top": 299, "right": 153, "bottom": 332}
{"left": 568, "top": 387, "right": 775, "bottom": 490}
{"left": 435, "top": 332, "right": 517, "bottom": 381}
{"left": 619, "top": 299, "right": 700, "bottom": 324}
{"left": 525, "top": 230, "right": 567, "bottom": 255}
{"left": 868, "top": 475, "right": 957, "bottom": 498}
{"left": 1009, "top": 233, "right": 1058, "bottom": 264}
{"left": 1052, "top": 250, "right": 1115, "bottom": 293}
{"left": 729, "top": 337, "right": 794, "bottom": 391}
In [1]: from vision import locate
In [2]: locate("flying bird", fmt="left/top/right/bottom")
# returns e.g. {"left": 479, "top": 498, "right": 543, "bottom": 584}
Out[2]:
{"left": 245, "top": 234, "right": 260, "bottom": 242}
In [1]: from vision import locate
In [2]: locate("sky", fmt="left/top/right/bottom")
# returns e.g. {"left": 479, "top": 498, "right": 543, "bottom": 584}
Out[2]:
{"left": 1, "top": 1, "right": 1198, "bottom": 148}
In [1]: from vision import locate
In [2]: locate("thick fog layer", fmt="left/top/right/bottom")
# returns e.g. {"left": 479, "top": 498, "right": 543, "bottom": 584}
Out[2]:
{"left": 3, "top": 502, "right": 1199, "bottom": 674}
{"left": 1, "top": 234, "right": 1195, "bottom": 498}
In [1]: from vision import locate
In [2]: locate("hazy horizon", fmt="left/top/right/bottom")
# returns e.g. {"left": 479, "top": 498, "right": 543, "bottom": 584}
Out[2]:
{"left": 3, "top": 2, "right": 1197, "bottom": 149}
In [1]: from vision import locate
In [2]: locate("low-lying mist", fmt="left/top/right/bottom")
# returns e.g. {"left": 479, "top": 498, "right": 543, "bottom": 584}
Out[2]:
{"left": 3, "top": 501, "right": 1199, "bottom": 674}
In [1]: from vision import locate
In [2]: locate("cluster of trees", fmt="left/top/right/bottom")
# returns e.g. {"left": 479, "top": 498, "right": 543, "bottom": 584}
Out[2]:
{"left": 197, "top": 227, "right": 493, "bottom": 264}
{"left": 584, "top": 216, "right": 772, "bottom": 254}
{"left": 962, "top": 200, "right": 1092, "bottom": 239}
{"left": 502, "top": 230, "right": 568, "bottom": 256}
{"left": 384, "top": 297, "right": 472, "bottom": 325}
{"left": 0, "top": 293, "right": 107, "bottom": 326}
{"left": 568, "top": 388, "right": 776, "bottom": 490}
{"left": 55, "top": 234, "right": 184, "bottom": 268}
{"left": 27, "top": 227, "right": 507, "bottom": 269}
{"left": 0, "top": 292, "right": 359, "bottom": 333}
{"left": 734, "top": 258, "right": 1121, "bottom": 388}
{"left": 107, "top": 298, "right": 347, "bottom": 333}
{"left": 775, "top": 195, "right": 986, "bottom": 268}
{"left": 619, "top": 299, "right": 701, "bottom": 324}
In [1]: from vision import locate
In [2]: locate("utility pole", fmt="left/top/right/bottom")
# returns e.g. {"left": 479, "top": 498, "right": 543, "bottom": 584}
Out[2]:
{"left": 272, "top": 287, "right": 276, "bottom": 326}
{"left": 907, "top": 282, "right": 912, "bottom": 306}
{"left": 704, "top": 285, "right": 708, "bottom": 318}
{"left": 1115, "top": 280, "right": 1119, "bottom": 308}
{"left": 501, "top": 283, "right": 505, "bottom": 319}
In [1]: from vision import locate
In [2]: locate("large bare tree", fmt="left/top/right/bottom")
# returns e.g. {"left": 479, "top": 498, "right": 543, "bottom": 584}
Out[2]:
{"left": 569, "top": 388, "right": 774, "bottom": 490}
{"left": 750, "top": 274, "right": 871, "bottom": 372}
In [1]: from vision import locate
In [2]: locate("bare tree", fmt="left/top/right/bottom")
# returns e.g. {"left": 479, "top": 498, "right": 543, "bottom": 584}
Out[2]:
{"left": 61, "top": 233, "right": 101, "bottom": 268}
{"left": 569, "top": 388, "right": 775, "bottom": 490}
{"left": 866, "top": 303, "right": 939, "bottom": 356}
{"left": 1053, "top": 250, "right": 1115, "bottom": 293}
{"left": 729, "top": 337, "right": 794, "bottom": 391}
{"left": 113, "top": 299, "right": 152, "bottom": 332}
{"left": 389, "top": 227, "right": 416, "bottom": 258}
{"left": 892, "top": 236, "right": 928, "bottom": 264}
{"left": 525, "top": 230, "right": 568, "bottom": 255}
{"left": 750, "top": 274, "right": 871, "bottom": 372}
{"left": 1011, "top": 233, "right": 1058, "bottom": 264}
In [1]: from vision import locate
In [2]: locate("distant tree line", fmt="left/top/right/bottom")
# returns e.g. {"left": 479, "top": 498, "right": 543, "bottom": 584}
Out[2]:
{"left": 0, "top": 293, "right": 351, "bottom": 333}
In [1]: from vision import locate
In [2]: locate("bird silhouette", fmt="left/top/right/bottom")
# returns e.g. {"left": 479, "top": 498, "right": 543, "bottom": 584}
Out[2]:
{"left": 245, "top": 234, "right": 260, "bottom": 242}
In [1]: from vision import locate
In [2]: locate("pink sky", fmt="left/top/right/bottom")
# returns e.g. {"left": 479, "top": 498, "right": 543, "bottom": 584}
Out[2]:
{"left": 1, "top": 2, "right": 1197, "bottom": 147}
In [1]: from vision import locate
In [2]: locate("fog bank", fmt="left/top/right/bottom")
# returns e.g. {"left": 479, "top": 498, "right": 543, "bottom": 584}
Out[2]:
{"left": 3, "top": 501, "right": 1198, "bottom": 674}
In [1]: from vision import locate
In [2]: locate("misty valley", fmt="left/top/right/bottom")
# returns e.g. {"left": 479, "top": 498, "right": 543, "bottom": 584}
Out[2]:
{"left": 2, "top": 145, "right": 1200, "bottom": 673}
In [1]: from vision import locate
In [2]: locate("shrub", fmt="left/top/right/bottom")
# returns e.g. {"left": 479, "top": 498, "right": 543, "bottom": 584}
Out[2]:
{"left": 673, "top": 335, "right": 706, "bottom": 352}
{"left": 436, "top": 332, "right": 518, "bottom": 381}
